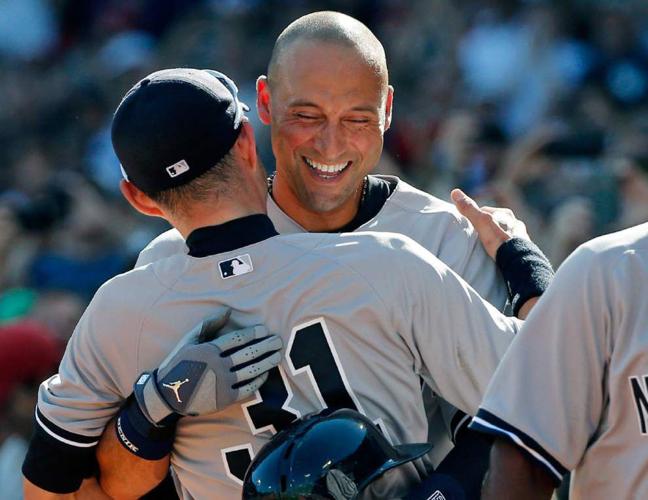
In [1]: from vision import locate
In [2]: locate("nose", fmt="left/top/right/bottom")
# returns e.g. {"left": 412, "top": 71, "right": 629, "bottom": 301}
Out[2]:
{"left": 312, "top": 121, "right": 346, "bottom": 160}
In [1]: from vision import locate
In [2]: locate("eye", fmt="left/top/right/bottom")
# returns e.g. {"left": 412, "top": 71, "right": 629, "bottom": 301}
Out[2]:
{"left": 295, "top": 113, "right": 318, "bottom": 120}
{"left": 345, "top": 116, "right": 371, "bottom": 124}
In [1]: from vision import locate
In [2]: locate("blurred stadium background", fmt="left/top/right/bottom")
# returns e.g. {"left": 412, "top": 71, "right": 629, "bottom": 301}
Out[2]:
{"left": 1, "top": 0, "right": 648, "bottom": 496}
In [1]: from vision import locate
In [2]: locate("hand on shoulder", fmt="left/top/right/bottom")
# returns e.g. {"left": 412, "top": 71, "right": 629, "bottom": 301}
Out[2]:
{"left": 451, "top": 188, "right": 529, "bottom": 260}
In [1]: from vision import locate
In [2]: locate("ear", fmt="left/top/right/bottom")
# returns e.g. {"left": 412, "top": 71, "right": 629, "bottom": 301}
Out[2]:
{"left": 256, "top": 76, "right": 271, "bottom": 125}
{"left": 119, "top": 180, "right": 165, "bottom": 218}
{"left": 232, "top": 121, "right": 259, "bottom": 171}
{"left": 384, "top": 85, "right": 394, "bottom": 131}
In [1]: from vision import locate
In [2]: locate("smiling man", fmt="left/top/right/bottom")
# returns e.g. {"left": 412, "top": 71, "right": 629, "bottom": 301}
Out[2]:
{"left": 259, "top": 18, "right": 393, "bottom": 232}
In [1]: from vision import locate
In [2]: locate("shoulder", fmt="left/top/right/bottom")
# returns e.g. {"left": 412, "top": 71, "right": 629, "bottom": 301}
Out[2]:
{"left": 313, "top": 230, "right": 422, "bottom": 255}
{"left": 575, "top": 225, "right": 648, "bottom": 307}
{"left": 63, "top": 265, "right": 168, "bottom": 379}
{"left": 372, "top": 177, "right": 472, "bottom": 237}
{"left": 89, "top": 262, "right": 175, "bottom": 317}
{"left": 581, "top": 222, "right": 648, "bottom": 256}
{"left": 544, "top": 224, "right": 648, "bottom": 315}
{"left": 72, "top": 262, "right": 181, "bottom": 359}
{"left": 135, "top": 228, "right": 187, "bottom": 267}
{"left": 569, "top": 223, "right": 648, "bottom": 272}
{"left": 300, "top": 231, "right": 444, "bottom": 316}
{"left": 368, "top": 179, "right": 483, "bottom": 268}
{"left": 381, "top": 177, "right": 464, "bottom": 220}
{"left": 314, "top": 230, "right": 446, "bottom": 280}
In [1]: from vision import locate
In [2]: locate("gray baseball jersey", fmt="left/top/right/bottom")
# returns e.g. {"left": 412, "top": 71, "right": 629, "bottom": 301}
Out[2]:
{"left": 470, "top": 222, "right": 648, "bottom": 500}
{"left": 37, "top": 218, "right": 519, "bottom": 499}
{"left": 136, "top": 176, "right": 510, "bottom": 462}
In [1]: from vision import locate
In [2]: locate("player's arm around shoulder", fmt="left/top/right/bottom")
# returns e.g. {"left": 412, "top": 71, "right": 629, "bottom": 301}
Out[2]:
{"left": 95, "top": 309, "right": 283, "bottom": 499}
{"left": 91, "top": 268, "right": 179, "bottom": 499}
{"left": 390, "top": 236, "right": 525, "bottom": 414}
{"left": 339, "top": 231, "right": 522, "bottom": 411}
{"left": 22, "top": 271, "right": 154, "bottom": 499}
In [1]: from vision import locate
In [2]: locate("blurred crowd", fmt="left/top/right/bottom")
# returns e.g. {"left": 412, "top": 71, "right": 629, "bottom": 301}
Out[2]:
{"left": 2, "top": 0, "right": 648, "bottom": 495}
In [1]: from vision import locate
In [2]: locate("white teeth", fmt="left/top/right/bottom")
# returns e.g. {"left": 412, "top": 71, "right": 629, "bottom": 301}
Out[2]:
{"left": 304, "top": 157, "right": 348, "bottom": 174}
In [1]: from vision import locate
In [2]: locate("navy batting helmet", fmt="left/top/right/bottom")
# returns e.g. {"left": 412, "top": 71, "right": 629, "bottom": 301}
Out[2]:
{"left": 242, "top": 408, "right": 432, "bottom": 499}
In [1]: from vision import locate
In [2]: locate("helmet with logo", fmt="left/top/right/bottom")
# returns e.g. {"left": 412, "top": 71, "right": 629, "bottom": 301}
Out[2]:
{"left": 242, "top": 408, "right": 432, "bottom": 500}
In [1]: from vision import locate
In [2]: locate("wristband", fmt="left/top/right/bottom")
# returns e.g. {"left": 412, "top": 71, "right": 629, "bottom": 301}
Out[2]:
{"left": 495, "top": 238, "right": 554, "bottom": 317}
{"left": 115, "top": 394, "right": 180, "bottom": 460}
{"left": 449, "top": 410, "right": 471, "bottom": 444}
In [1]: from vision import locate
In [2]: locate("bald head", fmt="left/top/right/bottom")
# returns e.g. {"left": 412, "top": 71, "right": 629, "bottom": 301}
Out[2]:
{"left": 268, "top": 11, "right": 388, "bottom": 89}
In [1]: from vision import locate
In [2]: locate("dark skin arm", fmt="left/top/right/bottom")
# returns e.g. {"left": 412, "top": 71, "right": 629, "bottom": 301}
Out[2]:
{"left": 481, "top": 438, "right": 556, "bottom": 500}
{"left": 96, "top": 418, "right": 169, "bottom": 499}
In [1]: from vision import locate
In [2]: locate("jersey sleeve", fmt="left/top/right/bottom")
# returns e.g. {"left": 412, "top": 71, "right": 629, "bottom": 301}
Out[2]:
{"left": 384, "top": 236, "right": 521, "bottom": 417}
{"left": 135, "top": 228, "right": 187, "bottom": 267}
{"left": 22, "top": 279, "right": 143, "bottom": 492}
{"left": 415, "top": 210, "right": 509, "bottom": 313}
{"left": 468, "top": 245, "right": 612, "bottom": 483}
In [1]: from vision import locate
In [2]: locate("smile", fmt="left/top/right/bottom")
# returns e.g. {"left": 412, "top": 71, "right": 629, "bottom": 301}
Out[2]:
{"left": 304, "top": 157, "right": 350, "bottom": 178}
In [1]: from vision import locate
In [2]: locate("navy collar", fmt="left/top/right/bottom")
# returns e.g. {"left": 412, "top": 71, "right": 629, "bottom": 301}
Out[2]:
{"left": 327, "top": 175, "right": 396, "bottom": 233}
{"left": 186, "top": 214, "right": 278, "bottom": 257}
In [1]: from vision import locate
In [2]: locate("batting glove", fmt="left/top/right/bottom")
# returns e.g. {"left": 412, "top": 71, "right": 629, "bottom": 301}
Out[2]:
{"left": 134, "top": 309, "right": 282, "bottom": 425}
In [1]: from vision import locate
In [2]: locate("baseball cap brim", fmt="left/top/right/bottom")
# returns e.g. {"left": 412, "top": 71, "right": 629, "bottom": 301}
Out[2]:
{"left": 358, "top": 442, "right": 433, "bottom": 491}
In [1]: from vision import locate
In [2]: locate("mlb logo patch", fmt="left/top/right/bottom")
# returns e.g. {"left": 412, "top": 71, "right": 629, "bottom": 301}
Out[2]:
{"left": 219, "top": 254, "right": 253, "bottom": 279}
{"left": 166, "top": 159, "right": 190, "bottom": 178}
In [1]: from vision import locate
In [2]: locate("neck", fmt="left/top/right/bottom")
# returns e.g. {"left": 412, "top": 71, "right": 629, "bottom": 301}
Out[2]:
{"left": 172, "top": 202, "right": 266, "bottom": 239}
{"left": 270, "top": 174, "right": 365, "bottom": 232}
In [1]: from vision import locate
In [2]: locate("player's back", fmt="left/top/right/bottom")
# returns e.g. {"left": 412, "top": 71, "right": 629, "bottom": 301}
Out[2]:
{"left": 569, "top": 223, "right": 648, "bottom": 499}
{"left": 71, "top": 228, "right": 518, "bottom": 499}
{"left": 472, "top": 222, "right": 648, "bottom": 500}
{"left": 160, "top": 232, "right": 435, "bottom": 498}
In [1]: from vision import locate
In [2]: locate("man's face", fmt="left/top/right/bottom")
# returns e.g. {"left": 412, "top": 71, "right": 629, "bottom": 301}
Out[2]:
{"left": 259, "top": 41, "right": 393, "bottom": 217}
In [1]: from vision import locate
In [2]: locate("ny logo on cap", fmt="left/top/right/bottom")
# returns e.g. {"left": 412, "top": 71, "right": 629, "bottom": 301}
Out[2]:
{"left": 219, "top": 254, "right": 253, "bottom": 279}
{"left": 166, "top": 159, "right": 190, "bottom": 178}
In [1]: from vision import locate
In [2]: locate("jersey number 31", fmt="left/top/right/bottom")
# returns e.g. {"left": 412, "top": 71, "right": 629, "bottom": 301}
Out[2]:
{"left": 222, "top": 317, "right": 367, "bottom": 484}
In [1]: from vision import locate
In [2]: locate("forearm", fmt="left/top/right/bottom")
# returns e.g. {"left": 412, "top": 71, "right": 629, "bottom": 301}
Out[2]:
{"left": 96, "top": 417, "right": 170, "bottom": 499}
{"left": 517, "top": 296, "right": 539, "bottom": 319}
{"left": 24, "top": 477, "right": 110, "bottom": 500}
{"left": 482, "top": 438, "right": 554, "bottom": 500}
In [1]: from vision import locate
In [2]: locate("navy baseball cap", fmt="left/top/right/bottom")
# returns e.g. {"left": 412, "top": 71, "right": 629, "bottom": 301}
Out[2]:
{"left": 111, "top": 68, "right": 249, "bottom": 194}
